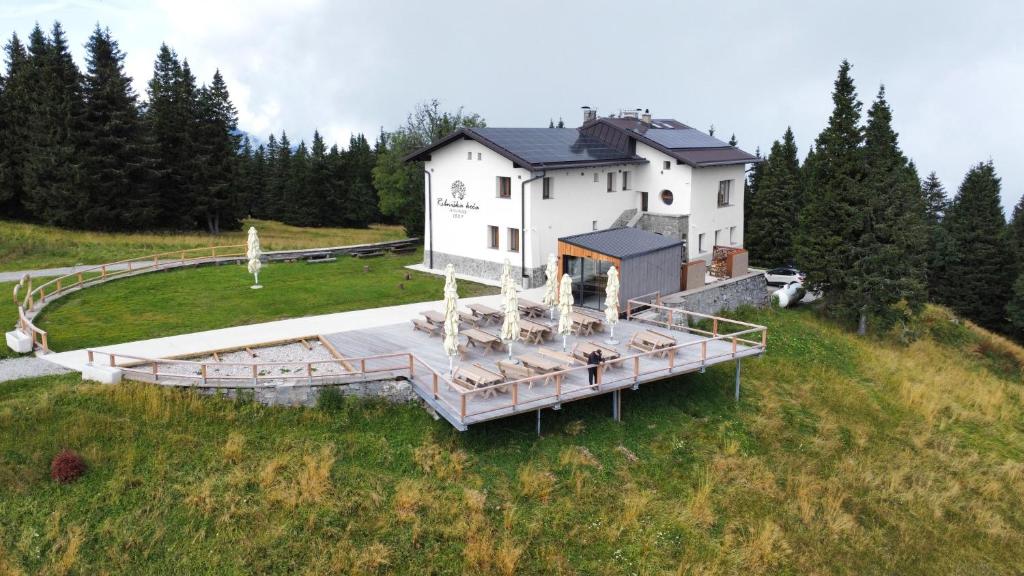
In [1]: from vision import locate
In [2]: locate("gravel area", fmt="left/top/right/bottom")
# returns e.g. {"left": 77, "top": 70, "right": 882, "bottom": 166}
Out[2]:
{"left": 0, "top": 356, "right": 73, "bottom": 383}
{"left": 139, "top": 340, "right": 354, "bottom": 386}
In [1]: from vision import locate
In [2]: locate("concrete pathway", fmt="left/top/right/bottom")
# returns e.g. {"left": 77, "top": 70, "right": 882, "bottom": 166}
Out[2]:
{"left": 0, "top": 264, "right": 131, "bottom": 282}
{"left": 0, "top": 356, "right": 72, "bottom": 383}
{"left": 42, "top": 286, "right": 548, "bottom": 372}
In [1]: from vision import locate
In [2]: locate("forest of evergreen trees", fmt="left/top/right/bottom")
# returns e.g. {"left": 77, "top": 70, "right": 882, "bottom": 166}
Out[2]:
{"left": 744, "top": 60, "right": 1024, "bottom": 338}
{"left": 0, "top": 22, "right": 383, "bottom": 233}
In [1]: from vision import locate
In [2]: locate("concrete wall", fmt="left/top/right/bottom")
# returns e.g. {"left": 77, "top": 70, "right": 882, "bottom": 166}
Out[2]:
{"left": 661, "top": 271, "right": 767, "bottom": 316}
{"left": 633, "top": 142, "right": 693, "bottom": 215}
{"left": 688, "top": 164, "right": 746, "bottom": 262}
{"left": 130, "top": 377, "right": 419, "bottom": 407}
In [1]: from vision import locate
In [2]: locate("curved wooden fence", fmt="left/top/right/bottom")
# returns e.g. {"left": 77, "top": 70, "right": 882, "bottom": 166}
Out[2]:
{"left": 10, "top": 238, "right": 417, "bottom": 353}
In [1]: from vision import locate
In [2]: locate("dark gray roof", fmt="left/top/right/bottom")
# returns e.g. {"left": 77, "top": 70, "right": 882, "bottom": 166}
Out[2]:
{"left": 404, "top": 127, "right": 647, "bottom": 170}
{"left": 641, "top": 128, "right": 730, "bottom": 149}
{"left": 560, "top": 227, "right": 683, "bottom": 259}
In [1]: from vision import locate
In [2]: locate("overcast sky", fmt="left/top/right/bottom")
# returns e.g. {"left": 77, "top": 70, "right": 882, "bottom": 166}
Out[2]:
{"left": 3, "top": 0, "right": 1022, "bottom": 209}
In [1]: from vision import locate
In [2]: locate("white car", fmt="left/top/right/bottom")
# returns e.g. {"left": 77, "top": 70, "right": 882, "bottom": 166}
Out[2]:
{"left": 764, "top": 267, "right": 805, "bottom": 286}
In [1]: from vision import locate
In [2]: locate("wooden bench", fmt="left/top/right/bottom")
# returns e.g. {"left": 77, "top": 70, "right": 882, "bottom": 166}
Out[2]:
{"left": 412, "top": 318, "right": 439, "bottom": 336}
{"left": 390, "top": 245, "right": 417, "bottom": 254}
{"left": 458, "top": 310, "right": 481, "bottom": 327}
{"left": 351, "top": 249, "right": 385, "bottom": 258}
{"left": 305, "top": 252, "right": 336, "bottom": 264}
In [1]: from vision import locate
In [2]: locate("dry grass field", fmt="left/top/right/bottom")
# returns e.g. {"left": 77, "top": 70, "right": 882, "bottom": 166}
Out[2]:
{"left": 0, "top": 305, "right": 1022, "bottom": 574}
{"left": 0, "top": 219, "right": 406, "bottom": 272}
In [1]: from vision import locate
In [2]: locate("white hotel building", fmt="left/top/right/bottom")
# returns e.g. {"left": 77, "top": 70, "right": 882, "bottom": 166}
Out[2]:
{"left": 406, "top": 107, "right": 760, "bottom": 297}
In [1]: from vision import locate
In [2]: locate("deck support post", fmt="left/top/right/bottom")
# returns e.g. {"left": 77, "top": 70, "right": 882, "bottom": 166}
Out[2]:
{"left": 612, "top": 389, "right": 622, "bottom": 422}
{"left": 536, "top": 409, "right": 542, "bottom": 436}
{"left": 734, "top": 358, "right": 742, "bottom": 402}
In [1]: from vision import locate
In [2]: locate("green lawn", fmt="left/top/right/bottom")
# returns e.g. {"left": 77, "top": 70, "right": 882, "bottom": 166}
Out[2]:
{"left": 1, "top": 306, "right": 1022, "bottom": 574}
{"left": 0, "top": 219, "right": 406, "bottom": 272}
{"left": 33, "top": 250, "right": 495, "bottom": 352}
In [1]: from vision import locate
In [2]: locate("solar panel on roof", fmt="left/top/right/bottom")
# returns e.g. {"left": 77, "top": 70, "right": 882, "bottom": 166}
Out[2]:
{"left": 639, "top": 128, "right": 730, "bottom": 149}
{"left": 470, "top": 128, "right": 637, "bottom": 165}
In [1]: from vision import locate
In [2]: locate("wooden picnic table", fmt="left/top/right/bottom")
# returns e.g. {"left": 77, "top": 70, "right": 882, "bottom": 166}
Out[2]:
{"left": 453, "top": 364, "right": 505, "bottom": 397}
{"left": 463, "top": 328, "right": 502, "bottom": 353}
{"left": 467, "top": 303, "right": 503, "bottom": 325}
{"left": 519, "top": 318, "right": 553, "bottom": 344}
{"left": 517, "top": 353, "right": 562, "bottom": 388}
{"left": 536, "top": 347, "right": 575, "bottom": 368}
{"left": 570, "top": 311, "right": 603, "bottom": 336}
{"left": 630, "top": 330, "right": 677, "bottom": 358}
{"left": 420, "top": 310, "right": 446, "bottom": 325}
{"left": 518, "top": 298, "right": 547, "bottom": 319}
{"left": 572, "top": 341, "right": 622, "bottom": 369}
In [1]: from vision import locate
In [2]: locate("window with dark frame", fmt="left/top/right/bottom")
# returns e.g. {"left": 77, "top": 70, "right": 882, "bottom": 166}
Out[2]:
{"left": 663, "top": 160, "right": 671, "bottom": 170}
{"left": 467, "top": 151, "right": 472, "bottom": 160}
{"left": 508, "top": 228, "right": 520, "bottom": 252}
{"left": 542, "top": 177, "right": 553, "bottom": 199}
{"left": 698, "top": 233, "right": 706, "bottom": 253}
{"left": 497, "top": 176, "right": 511, "bottom": 198}
{"left": 718, "top": 179, "right": 732, "bottom": 206}
{"left": 622, "top": 171, "right": 631, "bottom": 190}
{"left": 606, "top": 172, "right": 616, "bottom": 192}
{"left": 487, "top": 225, "right": 499, "bottom": 249}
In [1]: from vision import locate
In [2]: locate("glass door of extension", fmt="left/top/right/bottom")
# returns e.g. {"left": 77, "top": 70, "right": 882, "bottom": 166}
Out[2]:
{"left": 563, "top": 256, "right": 612, "bottom": 310}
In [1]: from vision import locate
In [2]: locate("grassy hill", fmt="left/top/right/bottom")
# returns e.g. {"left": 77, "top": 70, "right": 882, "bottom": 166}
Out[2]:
{"left": 0, "top": 219, "right": 406, "bottom": 272}
{"left": 0, "top": 305, "right": 1022, "bottom": 574}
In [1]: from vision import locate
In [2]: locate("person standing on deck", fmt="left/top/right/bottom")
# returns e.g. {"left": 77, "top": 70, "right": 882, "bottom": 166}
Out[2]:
{"left": 587, "top": 349, "right": 603, "bottom": 387}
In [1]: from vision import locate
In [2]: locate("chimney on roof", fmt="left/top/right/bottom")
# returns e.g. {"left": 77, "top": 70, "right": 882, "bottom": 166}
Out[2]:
{"left": 641, "top": 108, "right": 652, "bottom": 125}
{"left": 622, "top": 108, "right": 639, "bottom": 119}
{"left": 582, "top": 105, "right": 596, "bottom": 124}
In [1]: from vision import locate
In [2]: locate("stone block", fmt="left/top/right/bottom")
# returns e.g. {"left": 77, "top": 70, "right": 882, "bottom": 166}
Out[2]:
{"left": 82, "top": 364, "right": 123, "bottom": 384}
{"left": 5, "top": 330, "right": 33, "bottom": 353}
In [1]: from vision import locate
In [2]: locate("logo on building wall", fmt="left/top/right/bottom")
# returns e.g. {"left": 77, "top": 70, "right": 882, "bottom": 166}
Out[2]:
{"left": 437, "top": 179, "right": 479, "bottom": 219}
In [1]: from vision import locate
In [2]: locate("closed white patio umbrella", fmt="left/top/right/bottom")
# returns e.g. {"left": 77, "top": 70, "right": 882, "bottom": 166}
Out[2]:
{"left": 500, "top": 276, "right": 520, "bottom": 360}
{"left": 247, "top": 226, "right": 262, "bottom": 289}
{"left": 558, "top": 273, "right": 574, "bottom": 351}
{"left": 442, "top": 264, "right": 460, "bottom": 375}
{"left": 542, "top": 253, "right": 558, "bottom": 320}
{"left": 500, "top": 258, "right": 513, "bottom": 295}
{"left": 604, "top": 265, "right": 620, "bottom": 344}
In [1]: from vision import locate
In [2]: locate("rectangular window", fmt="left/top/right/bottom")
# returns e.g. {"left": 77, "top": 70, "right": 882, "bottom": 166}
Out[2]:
{"left": 714, "top": 229, "right": 721, "bottom": 246}
{"left": 698, "top": 233, "right": 706, "bottom": 253}
{"left": 718, "top": 180, "right": 732, "bottom": 206}
{"left": 663, "top": 160, "right": 671, "bottom": 170}
{"left": 477, "top": 152, "right": 481, "bottom": 160}
{"left": 622, "top": 171, "right": 631, "bottom": 190}
{"left": 606, "top": 172, "right": 616, "bottom": 192}
{"left": 730, "top": 226, "right": 737, "bottom": 244}
{"left": 467, "top": 151, "right": 472, "bottom": 160}
{"left": 508, "top": 228, "right": 520, "bottom": 252}
{"left": 487, "top": 225, "right": 499, "bottom": 249}
{"left": 497, "top": 176, "right": 511, "bottom": 199}
{"left": 592, "top": 220, "right": 598, "bottom": 231}
{"left": 542, "top": 177, "right": 553, "bottom": 199}
{"left": 593, "top": 173, "right": 599, "bottom": 183}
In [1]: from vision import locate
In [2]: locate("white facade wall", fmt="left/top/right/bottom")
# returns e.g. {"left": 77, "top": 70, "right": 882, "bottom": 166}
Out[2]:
{"left": 688, "top": 164, "right": 746, "bottom": 261}
{"left": 423, "top": 139, "right": 531, "bottom": 268}
{"left": 527, "top": 165, "right": 641, "bottom": 269}
{"left": 632, "top": 142, "right": 693, "bottom": 215}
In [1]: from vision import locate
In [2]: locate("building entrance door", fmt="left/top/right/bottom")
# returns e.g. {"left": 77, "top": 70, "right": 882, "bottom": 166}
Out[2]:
{"left": 563, "top": 256, "right": 611, "bottom": 310}
{"left": 641, "top": 192, "right": 648, "bottom": 212}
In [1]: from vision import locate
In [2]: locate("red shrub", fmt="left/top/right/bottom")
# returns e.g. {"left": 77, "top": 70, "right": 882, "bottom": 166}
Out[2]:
{"left": 50, "top": 449, "right": 87, "bottom": 484}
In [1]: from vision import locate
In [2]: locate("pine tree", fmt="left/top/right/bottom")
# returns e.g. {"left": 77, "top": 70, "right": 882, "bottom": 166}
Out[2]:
{"left": 920, "top": 172, "right": 952, "bottom": 299}
{"left": 22, "top": 22, "right": 85, "bottom": 226}
{"left": 271, "top": 131, "right": 292, "bottom": 221}
{"left": 850, "top": 86, "right": 928, "bottom": 332}
{"left": 78, "top": 26, "right": 156, "bottom": 230}
{"left": 745, "top": 127, "right": 800, "bottom": 267}
{"left": 236, "top": 136, "right": 257, "bottom": 218}
{"left": 939, "top": 161, "right": 1013, "bottom": 331}
{"left": 796, "top": 60, "right": 866, "bottom": 326}
{"left": 193, "top": 69, "right": 239, "bottom": 233}
{"left": 556, "top": 117, "right": 564, "bottom": 128}
{"left": 0, "top": 33, "right": 30, "bottom": 217}
{"left": 286, "top": 140, "right": 310, "bottom": 226}
{"left": 728, "top": 133, "right": 737, "bottom": 146}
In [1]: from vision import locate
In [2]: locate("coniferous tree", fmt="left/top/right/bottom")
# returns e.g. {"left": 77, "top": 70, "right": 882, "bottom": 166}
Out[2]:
{"left": 343, "top": 133, "right": 380, "bottom": 227}
{"left": 0, "top": 33, "right": 30, "bottom": 216}
{"left": 745, "top": 128, "right": 800, "bottom": 266}
{"left": 728, "top": 133, "right": 737, "bottom": 146}
{"left": 796, "top": 60, "right": 867, "bottom": 326}
{"left": 22, "top": 22, "right": 84, "bottom": 226}
{"left": 193, "top": 69, "right": 239, "bottom": 233}
{"left": 920, "top": 172, "right": 952, "bottom": 299}
{"left": 939, "top": 161, "right": 1013, "bottom": 331}
{"left": 78, "top": 26, "right": 156, "bottom": 229}
{"left": 556, "top": 117, "right": 564, "bottom": 128}
{"left": 236, "top": 136, "right": 257, "bottom": 218}
{"left": 850, "top": 87, "right": 928, "bottom": 332}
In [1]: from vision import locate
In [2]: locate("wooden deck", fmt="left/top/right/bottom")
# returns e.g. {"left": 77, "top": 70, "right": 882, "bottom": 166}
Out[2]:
{"left": 323, "top": 307, "right": 766, "bottom": 430}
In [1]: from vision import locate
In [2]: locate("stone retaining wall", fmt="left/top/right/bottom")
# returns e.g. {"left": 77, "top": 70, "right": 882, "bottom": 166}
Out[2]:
{"left": 660, "top": 271, "right": 768, "bottom": 316}
{"left": 425, "top": 250, "right": 547, "bottom": 288}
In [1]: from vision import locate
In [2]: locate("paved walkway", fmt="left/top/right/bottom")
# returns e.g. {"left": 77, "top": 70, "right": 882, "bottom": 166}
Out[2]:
{"left": 42, "top": 286, "right": 548, "bottom": 372}
{"left": 0, "top": 356, "right": 72, "bottom": 383}
{"left": 0, "top": 264, "right": 132, "bottom": 282}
